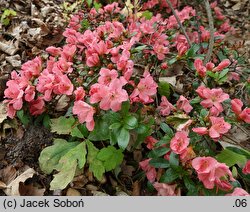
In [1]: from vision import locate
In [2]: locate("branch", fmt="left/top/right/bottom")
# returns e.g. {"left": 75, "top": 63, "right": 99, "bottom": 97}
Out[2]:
{"left": 204, "top": 0, "right": 214, "bottom": 64}
{"left": 165, "top": 0, "right": 192, "bottom": 47}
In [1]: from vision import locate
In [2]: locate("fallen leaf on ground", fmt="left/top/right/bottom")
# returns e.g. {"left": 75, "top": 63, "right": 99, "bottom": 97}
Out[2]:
{"left": 19, "top": 182, "right": 45, "bottom": 196}
{"left": 4, "top": 167, "right": 36, "bottom": 196}
{"left": 0, "top": 103, "right": 8, "bottom": 124}
{"left": 66, "top": 188, "right": 81, "bottom": 196}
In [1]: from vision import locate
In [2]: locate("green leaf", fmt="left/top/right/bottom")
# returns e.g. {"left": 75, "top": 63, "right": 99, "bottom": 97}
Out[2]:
{"left": 183, "top": 176, "right": 198, "bottom": 195}
{"left": 39, "top": 139, "right": 78, "bottom": 174}
{"left": 88, "top": 116, "right": 110, "bottom": 141}
{"left": 148, "top": 147, "right": 170, "bottom": 158}
{"left": 142, "top": 10, "right": 153, "bottom": 20}
{"left": 17, "top": 110, "right": 31, "bottom": 126}
{"left": 86, "top": 140, "right": 105, "bottom": 181}
{"left": 43, "top": 114, "right": 51, "bottom": 129}
{"left": 117, "top": 127, "right": 130, "bottom": 150}
{"left": 123, "top": 115, "right": 138, "bottom": 130}
{"left": 50, "top": 116, "right": 75, "bottom": 135}
{"left": 39, "top": 139, "right": 87, "bottom": 190}
{"left": 86, "top": 0, "right": 93, "bottom": 7}
{"left": 219, "top": 68, "right": 229, "bottom": 79}
{"left": 149, "top": 158, "right": 170, "bottom": 168}
{"left": 94, "top": 2, "right": 102, "bottom": 11}
{"left": 71, "top": 126, "right": 84, "bottom": 138}
{"left": 50, "top": 160, "right": 77, "bottom": 190}
{"left": 121, "top": 101, "right": 130, "bottom": 116}
{"left": 216, "top": 148, "right": 247, "bottom": 167}
{"left": 97, "top": 146, "right": 124, "bottom": 171}
{"left": 206, "top": 71, "right": 215, "bottom": 78}
{"left": 190, "top": 96, "right": 201, "bottom": 104}
{"left": 226, "top": 146, "right": 250, "bottom": 159}
{"left": 169, "top": 152, "right": 179, "bottom": 168}
{"left": 168, "top": 57, "right": 177, "bottom": 65}
{"left": 158, "top": 81, "right": 171, "bottom": 98}
{"left": 186, "top": 44, "right": 200, "bottom": 58}
{"left": 160, "top": 123, "right": 174, "bottom": 136}
{"left": 89, "top": 160, "right": 105, "bottom": 181}
{"left": 109, "top": 122, "right": 122, "bottom": 130}
{"left": 160, "top": 168, "right": 179, "bottom": 183}
{"left": 200, "top": 109, "right": 209, "bottom": 118}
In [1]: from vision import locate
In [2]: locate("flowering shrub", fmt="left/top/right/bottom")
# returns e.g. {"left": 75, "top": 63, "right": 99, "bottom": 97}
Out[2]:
{"left": 3, "top": 0, "right": 250, "bottom": 195}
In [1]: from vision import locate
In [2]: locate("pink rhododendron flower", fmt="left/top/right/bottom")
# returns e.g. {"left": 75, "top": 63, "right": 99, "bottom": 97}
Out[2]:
{"left": 208, "top": 116, "right": 231, "bottom": 140}
{"left": 52, "top": 58, "right": 73, "bottom": 74}
{"left": 36, "top": 70, "right": 55, "bottom": 101}
{"left": 24, "top": 85, "right": 35, "bottom": 102}
{"left": 144, "top": 136, "right": 158, "bottom": 150}
{"left": 192, "top": 127, "right": 208, "bottom": 135}
{"left": 176, "top": 95, "right": 193, "bottom": 114}
{"left": 213, "top": 59, "right": 230, "bottom": 72}
{"left": 192, "top": 157, "right": 235, "bottom": 190}
{"left": 228, "top": 72, "right": 240, "bottom": 81}
{"left": 194, "top": 58, "right": 206, "bottom": 77}
{"left": 226, "top": 188, "right": 250, "bottom": 196}
{"left": 130, "top": 71, "right": 158, "bottom": 104}
{"left": 53, "top": 74, "right": 74, "bottom": 96}
{"left": 46, "top": 46, "right": 62, "bottom": 57}
{"left": 170, "top": 131, "right": 190, "bottom": 154}
{"left": 206, "top": 62, "right": 215, "bottom": 71}
{"left": 90, "top": 78, "right": 128, "bottom": 112}
{"left": 239, "top": 108, "right": 250, "bottom": 124}
{"left": 4, "top": 80, "right": 24, "bottom": 118}
{"left": 99, "top": 78, "right": 128, "bottom": 112}
{"left": 98, "top": 68, "right": 118, "bottom": 85}
{"left": 29, "top": 97, "right": 45, "bottom": 116}
{"left": 158, "top": 96, "right": 175, "bottom": 116}
{"left": 231, "top": 99, "right": 243, "bottom": 115}
{"left": 21, "top": 56, "right": 42, "bottom": 79}
{"left": 231, "top": 99, "right": 250, "bottom": 123}
{"left": 139, "top": 159, "right": 157, "bottom": 183}
{"left": 86, "top": 53, "right": 100, "bottom": 67}
{"left": 74, "top": 87, "right": 85, "bottom": 101}
{"left": 73, "top": 100, "right": 95, "bottom": 131}
{"left": 196, "top": 86, "right": 229, "bottom": 113}
{"left": 153, "top": 183, "right": 180, "bottom": 196}
{"left": 242, "top": 160, "right": 250, "bottom": 175}
{"left": 153, "top": 43, "right": 169, "bottom": 60}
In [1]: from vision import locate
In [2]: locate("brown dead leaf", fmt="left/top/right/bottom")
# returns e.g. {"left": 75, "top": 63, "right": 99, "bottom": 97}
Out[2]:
{"left": 19, "top": 182, "right": 45, "bottom": 196}
{"left": 4, "top": 167, "right": 36, "bottom": 196}
{"left": 5, "top": 55, "right": 21, "bottom": 68}
{"left": 55, "top": 95, "right": 70, "bottom": 111}
{"left": 132, "top": 181, "right": 140, "bottom": 196}
{"left": 0, "top": 181, "right": 7, "bottom": 189}
{"left": 66, "top": 188, "right": 81, "bottom": 196}
{"left": 0, "top": 166, "right": 17, "bottom": 185}
{"left": 0, "top": 40, "right": 19, "bottom": 55}
{"left": 0, "top": 103, "right": 8, "bottom": 124}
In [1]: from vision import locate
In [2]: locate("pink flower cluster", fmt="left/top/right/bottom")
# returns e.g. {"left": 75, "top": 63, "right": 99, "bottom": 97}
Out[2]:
{"left": 196, "top": 85, "right": 229, "bottom": 116}
{"left": 231, "top": 99, "right": 250, "bottom": 124}
{"left": 192, "top": 156, "right": 235, "bottom": 190}
{"left": 139, "top": 159, "right": 157, "bottom": 183}
{"left": 193, "top": 116, "right": 231, "bottom": 141}
{"left": 194, "top": 58, "right": 230, "bottom": 78}
{"left": 4, "top": 57, "right": 44, "bottom": 118}
{"left": 170, "top": 131, "right": 190, "bottom": 155}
